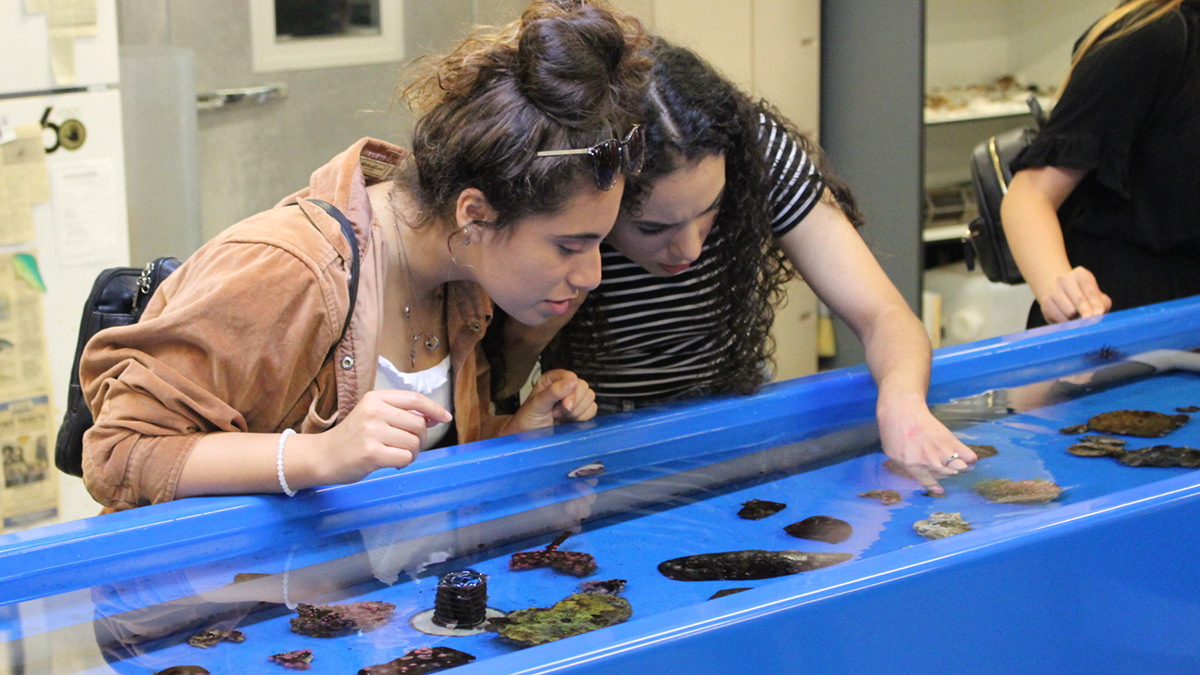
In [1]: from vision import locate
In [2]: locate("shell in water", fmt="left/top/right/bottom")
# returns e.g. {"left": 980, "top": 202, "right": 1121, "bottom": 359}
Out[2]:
{"left": 913, "top": 512, "right": 972, "bottom": 540}
{"left": 1086, "top": 410, "right": 1188, "bottom": 437}
{"left": 859, "top": 490, "right": 902, "bottom": 505}
{"left": 783, "top": 516, "right": 853, "bottom": 544}
{"left": 567, "top": 461, "right": 605, "bottom": 478}
{"left": 658, "top": 550, "right": 852, "bottom": 581}
{"left": 737, "top": 499, "right": 787, "bottom": 520}
{"left": 974, "top": 478, "right": 1062, "bottom": 504}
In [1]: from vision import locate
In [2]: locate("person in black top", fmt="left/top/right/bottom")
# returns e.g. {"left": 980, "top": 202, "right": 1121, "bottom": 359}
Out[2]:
{"left": 496, "top": 40, "right": 976, "bottom": 494}
{"left": 1002, "top": 0, "right": 1200, "bottom": 326}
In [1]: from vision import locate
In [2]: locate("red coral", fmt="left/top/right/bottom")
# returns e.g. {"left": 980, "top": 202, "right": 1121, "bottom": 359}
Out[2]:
{"left": 358, "top": 647, "right": 475, "bottom": 674}
{"left": 509, "top": 531, "right": 597, "bottom": 577}
{"left": 290, "top": 601, "right": 396, "bottom": 637}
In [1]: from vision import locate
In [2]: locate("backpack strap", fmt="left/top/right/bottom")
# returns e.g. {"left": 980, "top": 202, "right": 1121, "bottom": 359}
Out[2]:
{"left": 301, "top": 199, "right": 360, "bottom": 345}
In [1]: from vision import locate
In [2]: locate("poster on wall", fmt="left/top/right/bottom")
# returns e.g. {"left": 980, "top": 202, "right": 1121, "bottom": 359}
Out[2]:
{"left": 0, "top": 395, "right": 57, "bottom": 531}
{"left": 0, "top": 251, "right": 59, "bottom": 531}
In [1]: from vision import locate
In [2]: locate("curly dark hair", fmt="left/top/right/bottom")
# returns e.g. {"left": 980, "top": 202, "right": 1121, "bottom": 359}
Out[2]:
{"left": 543, "top": 39, "right": 863, "bottom": 401}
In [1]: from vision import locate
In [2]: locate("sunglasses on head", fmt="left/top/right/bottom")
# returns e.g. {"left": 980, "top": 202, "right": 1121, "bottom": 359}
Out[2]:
{"left": 535, "top": 125, "right": 645, "bottom": 191}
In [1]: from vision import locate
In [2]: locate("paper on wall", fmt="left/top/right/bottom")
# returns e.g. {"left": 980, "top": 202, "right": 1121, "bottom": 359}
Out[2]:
{"left": 25, "top": 0, "right": 100, "bottom": 86}
{"left": 0, "top": 252, "right": 57, "bottom": 532}
{"left": 0, "top": 125, "right": 51, "bottom": 247}
{"left": 0, "top": 253, "right": 52, "bottom": 403}
{"left": 0, "top": 396, "right": 59, "bottom": 533}
{"left": 51, "top": 159, "right": 120, "bottom": 267}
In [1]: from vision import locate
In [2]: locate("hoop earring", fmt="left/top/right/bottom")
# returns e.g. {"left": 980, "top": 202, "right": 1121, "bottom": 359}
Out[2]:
{"left": 448, "top": 223, "right": 477, "bottom": 270}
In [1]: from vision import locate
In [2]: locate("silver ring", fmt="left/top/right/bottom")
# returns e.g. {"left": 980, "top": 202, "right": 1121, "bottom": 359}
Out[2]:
{"left": 943, "top": 452, "right": 961, "bottom": 466}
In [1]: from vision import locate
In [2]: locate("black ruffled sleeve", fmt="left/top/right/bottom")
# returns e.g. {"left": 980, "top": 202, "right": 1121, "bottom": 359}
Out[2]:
{"left": 1012, "top": 12, "right": 1188, "bottom": 199}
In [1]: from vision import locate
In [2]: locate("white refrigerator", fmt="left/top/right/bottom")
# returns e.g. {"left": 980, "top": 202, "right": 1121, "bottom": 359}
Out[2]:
{"left": 0, "top": 0, "right": 129, "bottom": 528}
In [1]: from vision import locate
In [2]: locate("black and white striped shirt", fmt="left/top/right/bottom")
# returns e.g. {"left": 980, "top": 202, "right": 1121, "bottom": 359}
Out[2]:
{"left": 572, "top": 116, "right": 825, "bottom": 407}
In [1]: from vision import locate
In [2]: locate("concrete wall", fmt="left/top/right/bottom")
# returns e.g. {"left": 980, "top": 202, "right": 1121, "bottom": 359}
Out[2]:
{"left": 116, "top": 0, "right": 524, "bottom": 243}
{"left": 821, "top": 0, "right": 926, "bottom": 369}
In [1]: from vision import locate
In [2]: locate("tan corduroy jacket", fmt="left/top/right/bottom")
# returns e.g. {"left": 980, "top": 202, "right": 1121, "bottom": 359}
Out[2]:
{"left": 80, "top": 139, "right": 508, "bottom": 511}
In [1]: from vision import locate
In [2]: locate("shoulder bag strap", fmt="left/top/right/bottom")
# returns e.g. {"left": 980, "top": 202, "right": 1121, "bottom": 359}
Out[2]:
{"left": 302, "top": 198, "right": 360, "bottom": 345}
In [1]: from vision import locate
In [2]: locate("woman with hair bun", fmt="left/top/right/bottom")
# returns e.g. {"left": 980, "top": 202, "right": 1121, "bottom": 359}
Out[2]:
{"left": 78, "top": 1, "right": 651, "bottom": 511}
{"left": 495, "top": 39, "right": 975, "bottom": 494}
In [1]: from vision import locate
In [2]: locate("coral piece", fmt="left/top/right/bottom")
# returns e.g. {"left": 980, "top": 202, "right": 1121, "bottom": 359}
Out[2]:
{"left": 658, "top": 550, "right": 852, "bottom": 581}
{"left": 968, "top": 444, "right": 999, "bottom": 459}
{"left": 1117, "top": 445, "right": 1200, "bottom": 469}
{"left": 1059, "top": 423, "right": 1090, "bottom": 435}
{"left": 290, "top": 601, "right": 396, "bottom": 637}
{"left": 1067, "top": 434, "right": 1200, "bottom": 468}
{"left": 1068, "top": 435, "right": 1126, "bottom": 457}
{"left": 433, "top": 569, "right": 488, "bottom": 629}
{"left": 1086, "top": 410, "right": 1189, "bottom": 437}
{"left": 783, "top": 515, "right": 853, "bottom": 544}
{"left": 922, "top": 489, "right": 947, "bottom": 499}
{"left": 737, "top": 499, "right": 787, "bottom": 520}
{"left": 567, "top": 461, "right": 605, "bottom": 478}
{"left": 187, "top": 629, "right": 245, "bottom": 648}
{"left": 509, "top": 531, "right": 597, "bottom": 577}
{"left": 708, "top": 588, "right": 751, "bottom": 600}
{"left": 488, "top": 593, "right": 632, "bottom": 646}
{"left": 859, "top": 490, "right": 902, "bottom": 505}
{"left": 1067, "top": 443, "right": 1122, "bottom": 458}
{"left": 913, "top": 512, "right": 972, "bottom": 540}
{"left": 338, "top": 601, "right": 396, "bottom": 630}
{"left": 1177, "top": 406, "right": 1200, "bottom": 413}
{"left": 578, "top": 578, "right": 626, "bottom": 595}
{"left": 974, "top": 478, "right": 1063, "bottom": 504}
{"left": 291, "top": 605, "right": 355, "bottom": 637}
{"left": 157, "top": 668, "right": 210, "bottom": 675}
{"left": 358, "top": 647, "right": 476, "bottom": 675}
{"left": 269, "top": 649, "right": 314, "bottom": 670}
{"left": 1079, "top": 435, "right": 1127, "bottom": 448}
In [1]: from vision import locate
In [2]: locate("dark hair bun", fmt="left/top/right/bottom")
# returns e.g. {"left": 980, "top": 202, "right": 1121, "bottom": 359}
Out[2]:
{"left": 516, "top": 5, "right": 629, "bottom": 125}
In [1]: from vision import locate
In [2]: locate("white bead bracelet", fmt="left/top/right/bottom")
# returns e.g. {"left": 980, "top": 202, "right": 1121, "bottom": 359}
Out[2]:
{"left": 277, "top": 428, "right": 297, "bottom": 497}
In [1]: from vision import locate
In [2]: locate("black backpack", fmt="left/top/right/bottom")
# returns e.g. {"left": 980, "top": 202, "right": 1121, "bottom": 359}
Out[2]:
{"left": 54, "top": 199, "right": 359, "bottom": 477}
{"left": 964, "top": 95, "right": 1048, "bottom": 285}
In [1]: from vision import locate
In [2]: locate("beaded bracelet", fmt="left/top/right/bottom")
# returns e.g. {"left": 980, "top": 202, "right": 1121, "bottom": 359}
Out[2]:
{"left": 277, "top": 428, "right": 297, "bottom": 497}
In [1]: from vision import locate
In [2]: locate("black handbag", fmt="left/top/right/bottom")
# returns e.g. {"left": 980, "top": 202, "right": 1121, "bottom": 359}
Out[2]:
{"left": 964, "top": 95, "right": 1047, "bottom": 285}
{"left": 54, "top": 199, "right": 359, "bottom": 478}
{"left": 54, "top": 257, "right": 181, "bottom": 477}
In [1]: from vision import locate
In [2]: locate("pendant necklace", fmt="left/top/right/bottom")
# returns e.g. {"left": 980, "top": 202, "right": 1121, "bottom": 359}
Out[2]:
{"left": 388, "top": 188, "right": 442, "bottom": 369}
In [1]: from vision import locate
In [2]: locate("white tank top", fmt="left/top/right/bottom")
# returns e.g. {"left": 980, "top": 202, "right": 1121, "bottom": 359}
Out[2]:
{"left": 375, "top": 354, "right": 453, "bottom": 449}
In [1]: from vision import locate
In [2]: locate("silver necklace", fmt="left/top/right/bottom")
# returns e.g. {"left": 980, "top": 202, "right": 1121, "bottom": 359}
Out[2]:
{"left": 388, "top": 188, "right": 442, "bottom": 369}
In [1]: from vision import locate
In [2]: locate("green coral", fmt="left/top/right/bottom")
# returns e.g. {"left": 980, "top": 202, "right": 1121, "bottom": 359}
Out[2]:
{"left": 491, "top": 593, "right": 632, "bottom": 646}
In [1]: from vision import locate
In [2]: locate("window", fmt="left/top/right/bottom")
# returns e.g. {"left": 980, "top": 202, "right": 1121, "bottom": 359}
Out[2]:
{"left": 249, "top": 0, "right": 404, "bottom": 72}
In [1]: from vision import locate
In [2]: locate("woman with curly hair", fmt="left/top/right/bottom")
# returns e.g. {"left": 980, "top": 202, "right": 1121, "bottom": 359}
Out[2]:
{"left": 78, "top": 0, "right": 651, "bottom": 511}
{"left": 496, "top": 39, "right": 975, "bottom": 493}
